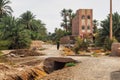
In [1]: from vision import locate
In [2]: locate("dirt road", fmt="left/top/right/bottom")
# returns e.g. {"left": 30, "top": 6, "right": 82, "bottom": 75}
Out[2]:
{"left": 42, "top": 56, "right": 120, "bottom": 80}
{"left": 1, "top": 44, "right": 120, "bottom": 80}
{"left": 40, "top": 44, "right": 120, "bottom": 80}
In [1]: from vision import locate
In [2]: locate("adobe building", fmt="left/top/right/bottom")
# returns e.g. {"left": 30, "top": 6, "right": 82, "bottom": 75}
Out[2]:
{"left": 72, "top": 9, "right": 93, "bottom": 38}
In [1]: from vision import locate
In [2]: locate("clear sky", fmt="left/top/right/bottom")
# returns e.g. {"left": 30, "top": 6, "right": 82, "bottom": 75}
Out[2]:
{"left": 10, "top": 0, "right": 120, "bottom": 33}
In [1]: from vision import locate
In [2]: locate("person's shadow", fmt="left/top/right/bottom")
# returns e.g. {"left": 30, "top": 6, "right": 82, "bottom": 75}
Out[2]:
{"left": 111, "top": 71, "right": 120, "bottom": 80}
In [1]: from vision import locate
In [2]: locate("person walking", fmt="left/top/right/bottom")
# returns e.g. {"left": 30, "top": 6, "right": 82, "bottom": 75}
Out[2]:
{"left": 57, "top": 41, "right": 60, "bottom": 50}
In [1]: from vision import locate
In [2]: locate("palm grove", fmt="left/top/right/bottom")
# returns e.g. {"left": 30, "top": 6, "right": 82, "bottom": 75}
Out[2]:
{"left": 0, "top": 0, "right": 47, "bottom": 49}
{"left": 0, "top": 0, "right": 120, "bottom": 50}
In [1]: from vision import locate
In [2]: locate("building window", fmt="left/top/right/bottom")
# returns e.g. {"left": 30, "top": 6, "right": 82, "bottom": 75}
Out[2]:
{"left": 82, "top": 20, "right": 85, "bottom": 25}
{"left": 87, "top": 26, "right": 90, "bottom": 30}
{"left": 82, "top": 26, "right": 85, "bottom": 30}
{"left": 87, "top": 15, "right": 90, "bottom": 19}
{"left": 87, "top": 20, "right": 91, "bottom": 25}
{"left": 81, "top": 15, "right": 85, "bottom": 19}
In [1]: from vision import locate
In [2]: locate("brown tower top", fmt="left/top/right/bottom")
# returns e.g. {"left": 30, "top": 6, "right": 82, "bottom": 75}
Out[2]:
{"left": 72, "top": 9, "right": 93, "bottom": 38}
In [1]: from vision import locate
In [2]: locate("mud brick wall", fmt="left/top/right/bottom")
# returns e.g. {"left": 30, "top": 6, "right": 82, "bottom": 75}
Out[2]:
{"left": 111, "top": 43, "right": 120, "bottom": 56}
{"left": 60, "top": 36, "right": 70, "bottom": 44}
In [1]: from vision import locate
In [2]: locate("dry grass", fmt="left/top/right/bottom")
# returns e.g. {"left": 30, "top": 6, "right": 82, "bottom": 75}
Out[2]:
{"left": 9, "top": 49, "right": 44, "bottom": 57}
{"left": 62, "top": 47, "right": 74, "bottom": 56}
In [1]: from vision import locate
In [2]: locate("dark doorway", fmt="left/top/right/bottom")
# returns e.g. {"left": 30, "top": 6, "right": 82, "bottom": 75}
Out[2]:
{"left": 54, "top": 61, "right": 66, "bottom": 70}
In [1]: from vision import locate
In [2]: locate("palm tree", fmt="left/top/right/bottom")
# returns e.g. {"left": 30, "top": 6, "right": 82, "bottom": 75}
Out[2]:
{"left": 68, "top": 9, "right": 73, "bottom": 33}
{"left": 99, "top": 12, "right": 120, "bottom": 42}
{"left": 60, "top": 22, "right": 65, "bottom": 30}
{"left": 0, "top": 0, "right": 13, "bottom": 18}
{"left": 61, "top": 9, "right": 68, "bottom": 32}
{"left": 19, "top": 11, "right": 36, "bottom": 30}
{"left": 10, "top": 24, "right": 31, "bottom": 49}
{"left": 93, "top": 19, "right": 98, "bottom": 33}
{"left": 60, "top": 9, "right": 75, "bottom": 33}
{"left": 0, "top": 16, "right": 15, "bottom": 39}
{"left": 30, "top": 19, "right": 47, "bottom": 40}
{"left": 0, "top": 16, "right": 31, "bottom": 49}
{"left": 19, "top": 11, "right": 47, "bottom": 40}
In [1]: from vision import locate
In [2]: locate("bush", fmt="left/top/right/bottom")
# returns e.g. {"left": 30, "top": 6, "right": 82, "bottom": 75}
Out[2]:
{"left": 0, "top": 51, "right": 3, "bottom": 56}
{"left": 103, "top": 37, "right": 118, "bottom": 51}
{"left": 105, "top": 52, "right": 111, "bottom": 55}
{"left": 9, "top": 30, "right": 31, "bottom": 49}
{"left": 65, "top": 62, "right": 76, "bottom": 67}
{"left": 0, "top": 40, "right": 11, "bottom": 50}
{"left": 92, "top": 52, "right": 98, "bottom": 57}
{"left": 73, "top": 37, "right": 89, "bottom": 54}
{"left": 94, "top": 34, "right": 104, "bottom": 47}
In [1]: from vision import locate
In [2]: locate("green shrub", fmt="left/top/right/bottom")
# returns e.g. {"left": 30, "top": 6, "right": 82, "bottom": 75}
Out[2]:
{"left": 103, "top": 37, "right": 118, "bottom": 51}
{"left": 65, "top": 62, "right": 76, "bottom": 67}
{"left": 0, "top": 40, "right": 11, "bottom": 50}
{"left": 73, "top": 37, "right": 89, "bottom": 54}
{"left": 94, "top": 34, "right": 103, "bottom": 47}
{"left": 105, "top": 52, "right": 111, "bottom": 55}
{"left": 0, "top": 51, "right": 3, "bottom": 56}
{"left": 39, "top": 48, "right": 46, "bottom": 51}
{"left": 9, "top": 30, "right": 31, "bottom": 49}
{"left": 92, "top": 52, "right": 98, "bottom": 57}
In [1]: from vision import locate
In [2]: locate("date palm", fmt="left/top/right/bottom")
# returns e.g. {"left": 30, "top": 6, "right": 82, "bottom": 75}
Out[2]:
{"left": 61, "top": 9, "right": 75, "bottom": 33}
{"left": 99, "top": 12, "right": 120, "bottom": 42}
{"left": 0, "top": 16, "right": 15, "bottom": 39}
{"left": 0, "top": 0, "right": 13, "bottom": 18}
{"left": 61, "top": 9, "right": 68, "bottom": 32}
{"left": 20, "top": 11, "right": 36, "bottom": 30}
{"left": 30, "top": 19, "right": 47, "bottom": 40}
{"left": 93, "top": 19, "right": 99, "bottom": 33}
{"left": 67, "top": 9, "right": 72, "bottom": 32}
{"left": 0, "top": 16, "right": 31, "bottom": 49}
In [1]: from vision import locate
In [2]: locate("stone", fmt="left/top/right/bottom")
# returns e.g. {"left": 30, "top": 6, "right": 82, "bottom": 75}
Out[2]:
{"left": 111, "top": 71, "right": 120, "bottom": 80}
{"left": 43, "top": 57, "right": 77, "bottom": 73}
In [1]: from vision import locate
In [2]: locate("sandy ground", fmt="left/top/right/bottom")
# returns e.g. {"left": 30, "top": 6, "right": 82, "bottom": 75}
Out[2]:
{"left": 1, "top": 44, "right": 63, "bottom": 65}
{"left": 0, "top": 44, "right": 64, "bottom": 80}
{"left": 39, "top": 44, "right": 63, "bottom": 57}
{"left": 1, "top": 44, "right": 120, "bottom": 80}
{"left": 38, "top": 44, "right": 120, "bottom": 80}
{"left": 42, "top": 56, "right": 120, "bottom": 80}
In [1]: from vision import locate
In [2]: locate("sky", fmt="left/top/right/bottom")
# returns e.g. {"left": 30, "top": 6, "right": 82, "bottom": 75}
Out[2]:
{"left": 10, "top": 0, "right": 120, "bottom": 33}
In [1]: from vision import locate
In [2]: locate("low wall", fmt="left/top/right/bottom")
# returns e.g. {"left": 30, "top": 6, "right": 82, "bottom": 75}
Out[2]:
{"left": 60, "top": 36, "right": 70, "bottom": 44}
{"left": 111, "top": 43, "right": 120, "bottom": 56}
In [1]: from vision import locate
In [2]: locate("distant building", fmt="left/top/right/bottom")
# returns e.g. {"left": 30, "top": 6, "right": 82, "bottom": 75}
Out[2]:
{"left": 72, "top": 9, "right": 93, "bottom": 38}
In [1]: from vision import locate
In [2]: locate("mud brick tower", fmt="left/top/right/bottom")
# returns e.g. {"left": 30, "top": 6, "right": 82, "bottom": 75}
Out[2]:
{"left": 72, "top": 9, "right": 93, "bottom": 38}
